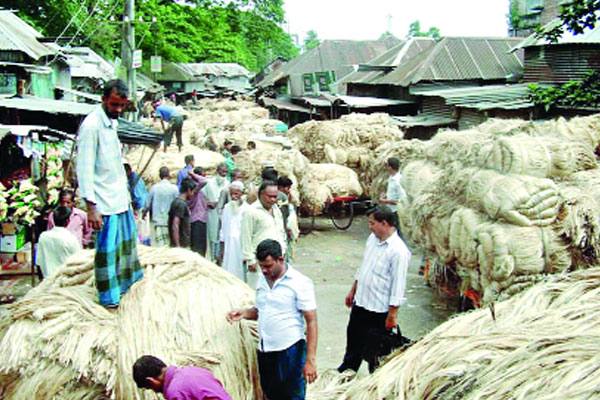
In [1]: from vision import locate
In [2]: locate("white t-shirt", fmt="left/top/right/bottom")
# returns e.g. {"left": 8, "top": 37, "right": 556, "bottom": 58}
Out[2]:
{"left": 255, "top": 265, "right": 316, "bottom": 352}
{"left": 386, "top": 171, "right": 406, "bottom": 212}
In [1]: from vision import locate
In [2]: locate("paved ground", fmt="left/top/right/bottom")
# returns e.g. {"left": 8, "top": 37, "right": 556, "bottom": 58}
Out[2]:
{"left": 293, "top": 214, "right": 456, "bottom": 371}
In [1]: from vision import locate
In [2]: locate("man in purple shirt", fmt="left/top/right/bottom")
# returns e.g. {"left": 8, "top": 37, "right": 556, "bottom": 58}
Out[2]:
{"left": 133, "top": 355, "right": 232, "bottom": 400}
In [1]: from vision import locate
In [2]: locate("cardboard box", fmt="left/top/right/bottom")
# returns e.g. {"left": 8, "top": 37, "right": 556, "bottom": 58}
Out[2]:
{"left": 0, "top": 228, "right": 26, "bottom": 252}
{"left": 15, "top": 242, "right": 31, "bottom": 264}
{"left": 1, "top": 223, "right": 17, "bottom": 235}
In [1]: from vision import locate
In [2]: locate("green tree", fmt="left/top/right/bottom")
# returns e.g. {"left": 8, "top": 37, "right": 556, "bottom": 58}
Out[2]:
{"left": 540, "top": 0, "right": 600, "bottom": 42}
{"left": 406, "top": 20, "right": 441, "bottom": 40}
{"left": 9, "top": 0, "right": 297, "bottom": 71}
{"left": 507, "top": 0, "right": 523, "bottom": 34}
{"left": 303, "top": 30, "right": 320, "bottom": 51}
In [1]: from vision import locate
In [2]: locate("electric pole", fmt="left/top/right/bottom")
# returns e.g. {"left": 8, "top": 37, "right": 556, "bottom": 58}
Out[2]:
{"left": 122, "top": 0, "right": 136, "bottom": 118}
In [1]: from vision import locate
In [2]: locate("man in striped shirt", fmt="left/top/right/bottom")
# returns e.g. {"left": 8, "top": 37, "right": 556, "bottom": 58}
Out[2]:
{"left": 338, "top": 206, "right": 411, "bottom": 373}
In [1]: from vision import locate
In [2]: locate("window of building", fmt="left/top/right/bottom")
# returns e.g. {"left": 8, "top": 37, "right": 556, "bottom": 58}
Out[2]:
{"left": 303, "top": 73, "right": 314, "bottom": 93}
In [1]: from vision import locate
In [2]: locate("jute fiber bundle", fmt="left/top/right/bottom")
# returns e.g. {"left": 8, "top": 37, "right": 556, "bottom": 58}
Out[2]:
{"left": 299, "top": 164, "right": 363, "bottom": 214}
{"left": 540, "top": 115, "right": 600, "bottom": 151}
{"left": 446, "top": 208, "right": 570, "bottom": 303}
{"left": 288, "top": 113, "right": 403, "bottom": 161}
{"left": 485, "top": 134, "right": 597, "bottom": 178}
{"left": 234, "top": 148, "right": 310, "bottom": 205}
{"left": 308, "top": 268, "right": 600, "bottom": 400}
{"left": 400, "top": 161, "right": 442, "bottom": 202}
{"left": 476, "top": 117, "right": 534, "bottom": 136}
{"left": 448, "top": 208, "right": 483, "bottom": 270}
{"left": 197, "top": 119, "right": 288, "bottom": 150}
{"left": 476, "top": 221, "right": 570, "bottom": 303}
{"left": 125, "top": 145, "right": 225, "bottom": 185}
{"left": 196, "top": 99, "right": 259, "bottom": 112}
{"left": 460, "top": 168, "right": 560, "bottom": 226}
{"left": 557, "top": 185, "right": 600, "bottom": 265}
{"left": 424, "top": 129, "right": 494, "bottom": 167}
{"left": 369, "top": 139, "right": 427, "bottom": 198}
{"left": 0, "top": 246, "right": 259, "bottom": 400}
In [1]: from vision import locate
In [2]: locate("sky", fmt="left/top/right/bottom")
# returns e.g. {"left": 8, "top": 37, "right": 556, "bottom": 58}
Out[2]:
{"left": 283, "top": 0, "right": 510, "bottom": 44}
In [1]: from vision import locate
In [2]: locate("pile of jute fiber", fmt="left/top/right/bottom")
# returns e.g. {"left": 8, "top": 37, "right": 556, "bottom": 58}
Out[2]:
{"left": 307, "top": 267, "right": 600, "bottom": 400}
{"left": 390, "top": 114, "right": 600, "bottom": 304}
{"left": 288, "top": 113, "right": 404, "bottom": 194}
{"left": 0, "top": 246, "right": 259, "bottom": 400}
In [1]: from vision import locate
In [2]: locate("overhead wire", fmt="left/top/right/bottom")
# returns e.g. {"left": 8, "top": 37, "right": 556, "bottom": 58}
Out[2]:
{"left": 45, "top": 0, "right": 116, "bottom": 67}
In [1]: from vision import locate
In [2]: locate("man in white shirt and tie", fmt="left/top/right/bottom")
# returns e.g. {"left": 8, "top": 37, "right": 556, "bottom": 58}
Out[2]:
{"left": 338, "top": 206, "right": 411, "bottom": 373}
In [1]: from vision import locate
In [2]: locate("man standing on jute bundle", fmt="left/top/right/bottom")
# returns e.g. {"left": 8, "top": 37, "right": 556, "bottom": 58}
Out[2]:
{"left": 77, "top": 79, "right": 143, "bottom": 308}
{"left": 227, "top": 239, "right": 318, "bottom": 400}
{"left": 338, "top": 206, "right": 411, "bottom": 373}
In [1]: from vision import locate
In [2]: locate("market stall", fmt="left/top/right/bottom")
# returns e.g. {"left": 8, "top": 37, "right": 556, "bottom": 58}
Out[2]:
{"left": 0, "top": 124, "right": 73, "bottom": 293}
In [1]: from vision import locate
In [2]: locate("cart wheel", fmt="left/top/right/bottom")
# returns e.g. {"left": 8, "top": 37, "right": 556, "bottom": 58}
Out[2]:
{"left": 330, "top": 201, "right": 354, "bottom": 230}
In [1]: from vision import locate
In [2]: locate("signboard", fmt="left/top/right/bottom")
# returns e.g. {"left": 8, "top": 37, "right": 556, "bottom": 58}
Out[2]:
{"left": 132, "top": 50, "right": 143, "bottom": 69}
{"left": 150, "top": 56, "right": 162, "bottom": 73}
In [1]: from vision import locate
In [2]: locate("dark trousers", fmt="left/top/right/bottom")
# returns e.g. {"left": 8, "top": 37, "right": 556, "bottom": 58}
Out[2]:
{"left": 190, "top": 221, "right": 207, "bottom": 257}
{"left": 258, "top": 339, "right": 306, "bottom": 400}
{"left": 338, "top": 305, "right": 387, "bottom": 373}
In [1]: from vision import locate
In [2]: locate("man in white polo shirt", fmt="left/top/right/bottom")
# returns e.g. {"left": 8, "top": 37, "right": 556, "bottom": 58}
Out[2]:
{"left": 338, "top": 206, "right": 411, "bottom": 373}
{"left": 227, "top": 239, "right": 318, "bottom": 400}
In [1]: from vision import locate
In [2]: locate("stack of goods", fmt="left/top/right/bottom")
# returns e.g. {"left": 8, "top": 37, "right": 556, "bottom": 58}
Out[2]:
{"left": 234, "top": 148, "right": 310, "bottom": 205}
{"left": 391, "top": 114, "right": 600, "bottom": 304}
{"left": 3, "top": 179, "right": 41, "bottom": 226}
{"left": 299, "top": 164, "right": 363, "bottom": 214}
{"left": 125, "top": 145, "right": 225, "bottom": 185}
{"left": 287, "top": 113, "right": 404, "bottom": 194}
{"left": 0, "top": 246, "right": 260, "bottom": 399}
{"left": 185, "top": 102, "right": 270, "bottom": 148}
{"left": 368, "top": 139, "right": 427, "bottom": 198}
{"left": 45, "top": 146, "right": 65, "bottom": 206}
{"left": 307, "top": 267, "right": 600, "bottom": 400}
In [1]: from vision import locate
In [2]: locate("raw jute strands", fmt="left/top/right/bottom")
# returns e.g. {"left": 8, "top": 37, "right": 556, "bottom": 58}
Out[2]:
{"left": 307, "top": 268, "right": 600, "bottom": 400}
{"left": 0, "top": 246, "right": 259, "bottom": 400}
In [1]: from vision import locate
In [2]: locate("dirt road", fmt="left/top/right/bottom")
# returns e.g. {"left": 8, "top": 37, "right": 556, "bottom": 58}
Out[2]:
{"left": 293, "top": 215, "right": 455, "bottom": 371}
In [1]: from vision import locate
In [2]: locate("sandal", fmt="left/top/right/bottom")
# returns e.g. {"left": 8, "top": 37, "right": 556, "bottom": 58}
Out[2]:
{"left": 0, "top": 295, "right": 16, "bottom": 304}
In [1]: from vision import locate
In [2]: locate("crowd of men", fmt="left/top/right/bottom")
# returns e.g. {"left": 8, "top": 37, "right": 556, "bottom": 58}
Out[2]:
{"left": 37, "top": 79, "right": 411, "bottom": 400}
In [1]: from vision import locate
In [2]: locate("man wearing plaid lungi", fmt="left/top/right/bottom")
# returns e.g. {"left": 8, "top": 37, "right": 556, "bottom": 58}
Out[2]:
{"left": 77, "top": 79, "right": 144, "bottom": 308}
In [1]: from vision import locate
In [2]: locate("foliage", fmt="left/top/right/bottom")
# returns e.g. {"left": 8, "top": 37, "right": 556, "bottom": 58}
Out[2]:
{"left": 303, "top": 30, "right": 320, "bottom": 51}
{"left": 9, "top": 0, "right": 298, "bottom": 71}
{"left": 406, "top": 20, "right": 441, "bottom": 40}
{"left": 538, "top": 0, "right": 600, "bottom": 42}
{"left": 507, "top": 0, "right": 523, "bottom": 33}
{"left": 529, "top": 71, "right": 600, "bottom": 111}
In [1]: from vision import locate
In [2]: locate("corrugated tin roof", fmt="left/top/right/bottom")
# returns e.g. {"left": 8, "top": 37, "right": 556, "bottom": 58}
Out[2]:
{"left": 0, "top": 97, "right": 162, "bottom": 144}
{"left": 376, "top": 37, "right": 525, "bottom": 87}
{"left": 158, "top": 63, "right": 251, "bottom": 82}
{"left": 411, "top": 83, "right": 553, "bottom": 111}
{"left": 335, "top": 95, "right": 412, "bottom": 108}
{"left": 62, "top": 46, "right": 115, "bottom": 80}
{"left": 337, "top": 38, "right": 436, "bottom": 85}
{"left": 0, "top": 10, "right": 55, "bottom": 60}
{"left": 514, "top": 18, "right": 600, "bottom": 50}
{"left": 0, "top": 96, "right": 95, "bottom": 115}
{"left": 256, "top": 38, "right": 401, "bottom": 87}
{"left": 393, "top": 115, "right": 456, "bottom": 127}
{"left": 262, "top": 97, "right": 316, "bottom": 114}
